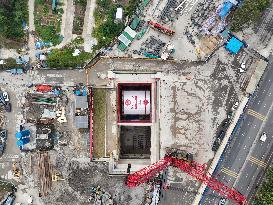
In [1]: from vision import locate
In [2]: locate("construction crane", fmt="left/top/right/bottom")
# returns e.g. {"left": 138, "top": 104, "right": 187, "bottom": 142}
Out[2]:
{"left": 148, "top": 21, "right": 175, "bottom": 36}
{"left": 126, "top": 150, "right": 247, "bottom": 205}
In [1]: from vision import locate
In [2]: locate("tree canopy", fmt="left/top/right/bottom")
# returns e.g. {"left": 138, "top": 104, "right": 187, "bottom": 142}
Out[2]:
{"left": 230, "top": 0, "right": 271, "bottom": 32}
{"left": 0, "top": 0, "right": 28, "bottom": 41}
{"left": 253, "top": 168, "right": 273, "bottom": 205}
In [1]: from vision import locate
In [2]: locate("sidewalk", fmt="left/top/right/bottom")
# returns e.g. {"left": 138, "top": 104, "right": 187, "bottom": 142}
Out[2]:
{"left": 28, "top": 0, "right": 36, "bottom": 63}
{"left": 82, "top": 0, "right": 97, "bottom": 52}
{"left": 192, "top": 96, "right": 249, "bottom": 205}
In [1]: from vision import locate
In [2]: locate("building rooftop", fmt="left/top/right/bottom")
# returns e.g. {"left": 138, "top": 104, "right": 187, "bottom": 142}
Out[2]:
{"left": 75, "top": 115, "right": 89, "bottom": 129}
{"left": 75, "top": 95, "right": 88, "bottom": 109}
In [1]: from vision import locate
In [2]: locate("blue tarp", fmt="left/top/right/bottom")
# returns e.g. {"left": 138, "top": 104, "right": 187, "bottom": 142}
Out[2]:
{"left": 75, "top": 90, "right": 81, "bottom": 96}
{"left": 10, "top": 68, "right": 23, "bottom": 75}
{"left": 225, "top": 37, "right": 244, "bottom": 54}
{"left": 35, "top": 41, "right": 44, "bottom": 49}
{"left": 16, "top": 56, "right": 29, "bottom": 64}
{"left": 22, "top": 20, "right": 27, "bottom": 29}
{"left": 52, "top": 0, "right": 57, "bottom": 10}
{"left": 82, "top": 87, "right": 87, "bottom": 96}
{"left": 219, "top": 1, "right": 233, "bottom": 19}
{"left": 35, "top": 41, "right": 52, "bottom": 49}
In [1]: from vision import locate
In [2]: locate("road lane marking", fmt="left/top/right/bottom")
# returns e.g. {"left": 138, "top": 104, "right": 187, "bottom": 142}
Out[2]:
{"left": 221, "top": 167, "right": 238, "bottom": 178}
{"left": 249, "top": 156, "right": 267, "bottom": 168}
{"left": 247, "top": 109, "right": 266, "bottom": 121}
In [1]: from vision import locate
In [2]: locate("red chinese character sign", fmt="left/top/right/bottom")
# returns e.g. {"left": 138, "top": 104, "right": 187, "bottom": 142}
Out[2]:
{"left": 123, "top": 90, "right": 151, "bottom": 115}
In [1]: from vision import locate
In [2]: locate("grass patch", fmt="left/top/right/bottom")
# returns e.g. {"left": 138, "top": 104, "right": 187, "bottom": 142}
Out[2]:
{"left": 0, "top": 0, "right": 28, "bottom": 48}
{"left": 93, "top": 0, "right": 141, "bottom": 50}
{"left": 46, "top": 48, "right": 92, "bottom": 68}
{"left": 34, "top": 0, "right": 63, "bottom": 45}
{"left": 230, "top": 0, "right": 271, "bottom": 32}
{"left": 0, "top": 58, "right": 17, "bottom": 70}
{"left": 253, "top": 168, "right": 273, "bottom": 205}
{"left": 92, "top": 88, "right": 106, "bottom": 158}
{"left": 72, "top": 0, "right": 87, "bottom": 35}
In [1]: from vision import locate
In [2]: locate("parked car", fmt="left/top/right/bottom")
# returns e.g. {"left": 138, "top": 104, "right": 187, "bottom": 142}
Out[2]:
{"left": 221, "top": 119, "right": 230, "bottom": 128}
{"left": 260, "top": 132, "right": 267, "bottom": 142}
{"left": 212, "top": 131, "right": 225, "bottom": 151}
{"left": 3, "top": 194, "right": 16, "bottom": 205}
{"left": 2, "top": 92, "right": 9, "bottom": 102}
{"left": 219, "top": 197, "right": 226, "bottom": 205}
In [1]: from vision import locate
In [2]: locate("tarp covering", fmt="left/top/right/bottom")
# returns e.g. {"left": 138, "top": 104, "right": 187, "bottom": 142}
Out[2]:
{"left": 35, "top": 85, "right": 53, "bottom": 92}
{"left": 130, "top": 16, "right": 141, "bottom": 30}
{"left": 124, "top": 26, "right": 137, "bottom": 38}
{"left": 219, "top": 1, "right": 233, "bottom": 19}
{"left": 225, "top": 37, "right": 244, "bottom": 54}
{"left": 118, "top": 34, "right": 131, "bottom": 46}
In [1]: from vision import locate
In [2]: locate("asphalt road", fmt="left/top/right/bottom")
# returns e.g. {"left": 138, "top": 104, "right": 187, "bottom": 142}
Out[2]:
{"left": 201, "top": 55, "right": 273, "bottom": 205}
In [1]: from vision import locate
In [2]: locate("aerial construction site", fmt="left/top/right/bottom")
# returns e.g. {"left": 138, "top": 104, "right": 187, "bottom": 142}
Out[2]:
{"left": 0, "top": 0, "right": 273, "bottom": 205}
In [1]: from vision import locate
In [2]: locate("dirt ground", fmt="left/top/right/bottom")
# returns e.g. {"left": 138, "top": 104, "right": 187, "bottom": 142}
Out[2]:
{"left": 108, "top": 0, "right": 223, "bottom": 61}
{"left": 85, "top": 52, "right": 248, "bottom": 204}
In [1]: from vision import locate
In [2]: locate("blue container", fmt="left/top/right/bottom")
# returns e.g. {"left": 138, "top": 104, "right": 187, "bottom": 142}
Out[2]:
{"left": 82, "top": 87, "right": 87, "bottom": 96}
{"left": 15, "top": 132, "right": 22, "bottom": 139}
{"left": 75, "top": 90, "right": 81, "bottom": 96}
{"left": 20, "top": 130, "right": 30, "bottom": 137}
{"left": 16, "top": 137, "right": 30, "bottom": 146}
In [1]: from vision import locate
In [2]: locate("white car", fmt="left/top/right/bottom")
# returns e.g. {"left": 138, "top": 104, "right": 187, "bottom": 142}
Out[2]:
{"left": 219, "top": 198, "right": 226, "bottom": 205}
{"left": 260, "top": 132, "right": 267, "bottom": 142}
{"left": 2, "top": 92, "right": 9, "bottom": 102}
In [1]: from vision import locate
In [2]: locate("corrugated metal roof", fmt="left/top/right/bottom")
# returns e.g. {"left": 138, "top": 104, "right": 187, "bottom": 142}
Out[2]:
{"left": 123, "top": 31, "right": 134, "bottom": 41}
{"left": 118, "top": 34, "right": 131, "bottom": 46}
{"left": 75, "top": 96, "right": 88, "bottom": 109}
{"left": 124, "top": 26, "right": 137, "bottom": 38}
{"left": 116, "top": 8, "right": 123, "bottom": 19}
{"left": 75, "top": 116, "right": 89, "bottom": 128}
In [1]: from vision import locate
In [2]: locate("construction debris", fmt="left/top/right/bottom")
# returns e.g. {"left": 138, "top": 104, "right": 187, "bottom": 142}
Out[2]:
{"left": 38, "top": 152, "right": 52, "bottom": 196}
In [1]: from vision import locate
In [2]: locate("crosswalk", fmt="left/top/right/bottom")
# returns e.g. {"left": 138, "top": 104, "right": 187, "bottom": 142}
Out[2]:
{"left": 221, "top": 167, "right": 238, "bottom": 178}
{"left": 248, "top": 156, "right": 267, "bottom": 169}
{"left": 247, "top": 109, "right": 266, "bottom": 121}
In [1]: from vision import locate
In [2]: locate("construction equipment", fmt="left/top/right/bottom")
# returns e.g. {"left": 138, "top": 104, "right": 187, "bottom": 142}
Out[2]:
{"left": 52, "top": 173, "right": 65, "bottom": 181}
{"left": 161, "top": 43, "right": 175, "bottom": 60}
{"left": 148, "top": 21, "right": 175, "bottom": 36}
{"left": 126, "top": 150, "right": 247, "bottom": 205}
{"left": 12, "top": 162, "right": 21, "bottom": 178}
{"left": 0, "top": 91, "right": 11, "bottom": 112}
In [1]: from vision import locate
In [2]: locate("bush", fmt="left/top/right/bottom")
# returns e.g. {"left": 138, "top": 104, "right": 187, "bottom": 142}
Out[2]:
{"left": 35, "top": 25, "right": 62, "bottom": 45}
{"left": 125, "top": 0, "right": 140, "bottom": 16}
{"left": 0, "top": 0, "right": 28, "bottom": 41}
{"left": 230, "top": 0, "right": 271, "bottom": 32}
{"left": 0, "top": 58, "right": 17, "bottom": 70}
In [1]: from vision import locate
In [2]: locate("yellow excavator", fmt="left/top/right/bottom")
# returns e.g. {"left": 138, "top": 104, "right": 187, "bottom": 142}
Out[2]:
{"left": 12, "top": 162, "right": 21, "bottom": 178}
{"left": 51, "top": 173, "right": 65, "bottom": 182}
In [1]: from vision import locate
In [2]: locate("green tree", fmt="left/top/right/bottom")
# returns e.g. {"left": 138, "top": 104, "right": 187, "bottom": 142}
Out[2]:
{"left": 231, "top": 0, "right": 271, "bottom": 32}
{"left": 253, "top": 168, "right": 273, "bottom": 205}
